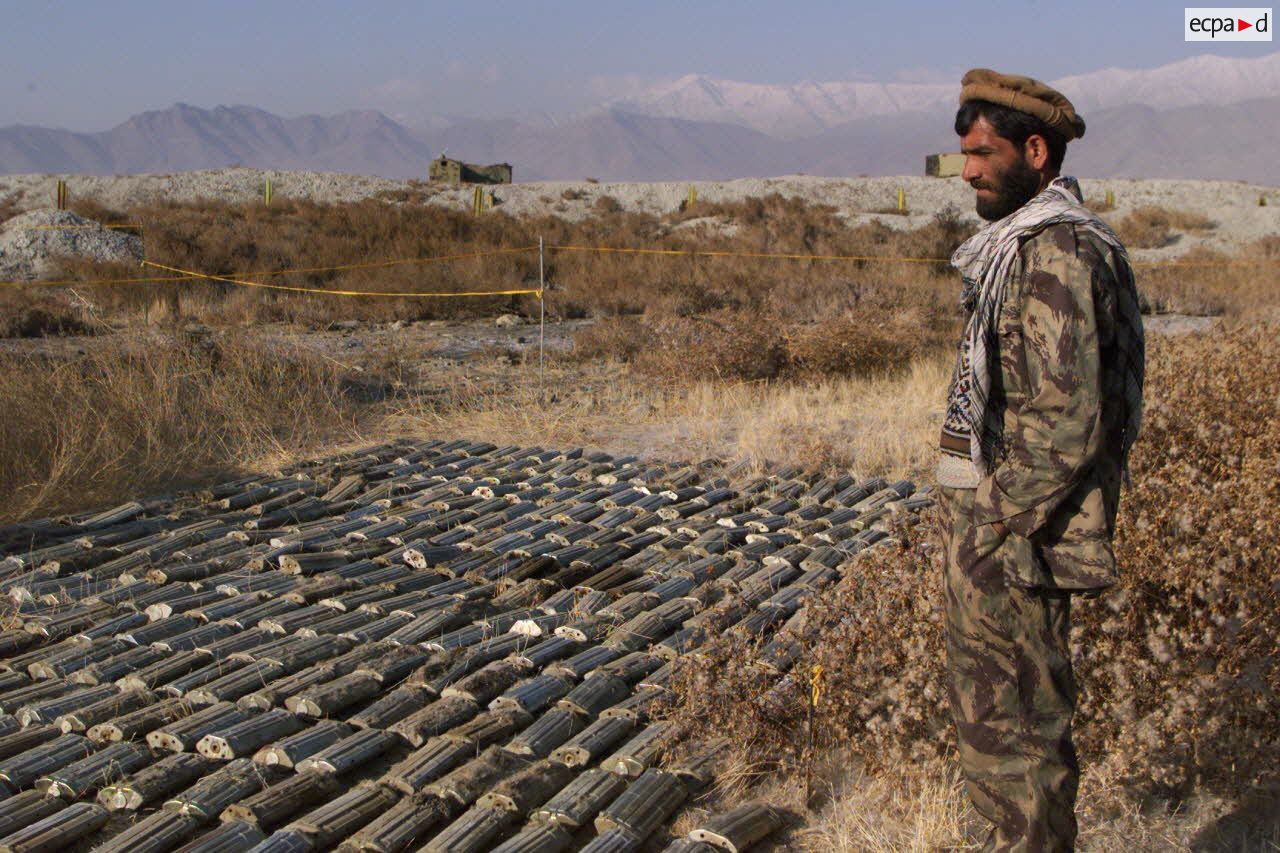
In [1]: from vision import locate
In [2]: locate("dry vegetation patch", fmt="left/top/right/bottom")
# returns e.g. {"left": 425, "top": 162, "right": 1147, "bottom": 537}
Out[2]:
{"left": 1138, "top": 235, "right": 1280, "bottom": 317}
{"left": 1, "top": 190, "right": 1276, "bottom": 846}
{"left": 0, "top": 332, "right": 361, "bottom": 520}
{"left": 29, "top": 194, "right": 973, "bottom": 329}
{"left": 387, "top": 350, "right": 949, "bottom": 480}
{"left": 0, "top": 288, "right": 100, "bottom": 337}
{"left": 1114, "top": 204, "right": 1216, "bottom": 249}
{"left": 666, "top": 322, "right": 1280, "bottom": 848}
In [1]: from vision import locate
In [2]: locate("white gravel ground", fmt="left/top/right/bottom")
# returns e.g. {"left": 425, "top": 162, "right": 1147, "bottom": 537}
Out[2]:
{"left": 0, "top": 209, "right": 143, "bottom": 280}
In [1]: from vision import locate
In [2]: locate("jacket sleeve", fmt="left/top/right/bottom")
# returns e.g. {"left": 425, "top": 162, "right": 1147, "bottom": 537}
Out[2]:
{"left": 970, "top": 224, "right": 1105, "bottom": 538}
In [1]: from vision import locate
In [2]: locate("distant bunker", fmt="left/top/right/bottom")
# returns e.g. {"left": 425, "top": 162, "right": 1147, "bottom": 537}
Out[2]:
{"left": 429, "top": 156, "right": 513, "bottom": 185}
{"left": 925, "top": 152, "right": 965, "bottom": 178}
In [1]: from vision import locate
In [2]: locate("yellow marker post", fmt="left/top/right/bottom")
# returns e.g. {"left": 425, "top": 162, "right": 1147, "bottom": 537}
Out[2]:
{"left": 56, "top": 180, "right": 67, "bottom": 210}
{"left": 264, "top": 179, "right": 272, "bottom": 206}
{"left": 1105, "top": 189, "right": 1115, "bottom": 208}
{"left": 897, "top": 187, "right": 906, "bottom": 213}
{"left": 804, "top": 663, "right": 825, "bottom": 804}
{"left": 473, "top": 186, "right": 483, "bottom": 216}
{"left": 687, "top": 185, "right": 697, "bottom": 208}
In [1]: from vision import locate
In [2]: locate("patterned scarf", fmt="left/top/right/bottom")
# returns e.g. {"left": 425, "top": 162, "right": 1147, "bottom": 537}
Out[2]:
{"left": 938, "top": 175, "right": 1144, "bottom": 488}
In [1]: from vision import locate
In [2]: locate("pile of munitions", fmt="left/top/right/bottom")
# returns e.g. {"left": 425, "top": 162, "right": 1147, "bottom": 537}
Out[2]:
{"left": 0, "top": 438, "right": 929, "bottom": 853}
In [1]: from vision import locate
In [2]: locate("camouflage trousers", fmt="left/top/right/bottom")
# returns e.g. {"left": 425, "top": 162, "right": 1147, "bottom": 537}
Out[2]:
{"left": 938, "top": 487, "right": 1079, "bottom": 853}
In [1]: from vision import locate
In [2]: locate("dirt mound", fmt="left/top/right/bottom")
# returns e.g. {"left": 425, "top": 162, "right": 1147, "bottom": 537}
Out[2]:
{"left": 0, "top": 208, "right": 142, "bottom": 280}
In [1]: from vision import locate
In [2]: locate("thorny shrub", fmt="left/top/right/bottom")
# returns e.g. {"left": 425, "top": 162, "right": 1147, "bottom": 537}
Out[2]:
{"left": 668, "top": 323, "right": 1280, "bottom": 800}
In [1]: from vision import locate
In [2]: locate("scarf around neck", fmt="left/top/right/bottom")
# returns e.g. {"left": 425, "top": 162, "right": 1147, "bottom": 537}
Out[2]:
{"left": 938, "top": 175, "right": 1144, "bottom": 488}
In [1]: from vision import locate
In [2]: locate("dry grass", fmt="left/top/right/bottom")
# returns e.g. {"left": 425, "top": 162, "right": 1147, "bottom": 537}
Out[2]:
{"left": 0, "top": 319, "right": 946, "bottom": 523}
{"left": 24, "top": 194, "right": 971, "bottom": 332}
{"left": 797, "top": 760, "right": 976, "bottom": 852}
{"left": 8, "top": 193, "right": 1266, "bottom": 348}
{"left": 0, "top": 288, "right": 100, "bottom": 337}
{"left": 1114, "top": 205, "right": 1216, "bottom": 249}
{"left": 696, "top": 758, "right": 1280, "bottom": 851}
{"left": 386, "top": 352, "right": 950, "bottom": 480}
{"left": 1138, "top": 235, "right": 1280, "bottom": 316}
{"left": 0, "top": 332, "right": 363, "bottom": 520}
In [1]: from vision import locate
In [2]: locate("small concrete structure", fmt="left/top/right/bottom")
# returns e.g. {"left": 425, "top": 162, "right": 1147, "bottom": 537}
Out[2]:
{"left": 429, "top": 156, "right": 513, "bottom": 185}
{"left": 925, "top": 153, "right": 966, "bottom": 178}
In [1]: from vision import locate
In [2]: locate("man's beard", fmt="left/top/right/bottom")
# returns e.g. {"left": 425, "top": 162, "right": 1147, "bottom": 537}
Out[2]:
{"left": 972, "top": 157, "right": 1042, "bottom": 221}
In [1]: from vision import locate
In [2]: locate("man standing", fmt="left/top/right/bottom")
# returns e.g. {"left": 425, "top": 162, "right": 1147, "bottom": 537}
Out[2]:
{"left": 937, "top": 70, "right": 1145, "bottom": 852}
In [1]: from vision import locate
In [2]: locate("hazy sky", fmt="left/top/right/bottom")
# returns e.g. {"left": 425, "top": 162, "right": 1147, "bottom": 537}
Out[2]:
{"left": 4, "top": 0, "right": 1276, "bottom": 130}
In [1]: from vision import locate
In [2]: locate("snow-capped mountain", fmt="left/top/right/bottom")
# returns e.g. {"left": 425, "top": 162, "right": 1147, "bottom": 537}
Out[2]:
{"left": 608, "top": 52, "right": 1280, "bottom": 138}
{"left": 3, "top": 52, "right": 1279, "bottom": 182}
{"left": 606, "top": 75, "right": 955, "bottom": 138}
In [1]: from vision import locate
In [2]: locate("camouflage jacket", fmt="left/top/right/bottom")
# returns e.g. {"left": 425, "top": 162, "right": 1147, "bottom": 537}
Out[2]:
{"left": 964, "top": 222, "right": 1136, "bottom": 590}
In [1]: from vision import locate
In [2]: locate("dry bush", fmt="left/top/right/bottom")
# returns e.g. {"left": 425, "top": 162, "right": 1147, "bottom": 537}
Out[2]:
{"left": 593, "top": 195, "right": 622, "bottom": 214}
{"left": 668, "top": 322, "right": 1280, "bottom": 816}
{"left": 66, "top": 197, "right": 134, "bottom": 230}
{"left": 1115, "top": 205, "right": 1216, "bottom": 249}
{"left": 0, "top": 333, "right": 361, "bottom": 520}
{"left": 373, "top": 179, "right": 434, "bottom": 205}
{"left": 785, "top": 309, "right": 951, "bottom": 378}
{"left": 0, "top": 192, "right": 22, "bottom": 223}
{"left": 1136, "top": 236, "right": 1280, "bottom": 317}
{"left": 0, "top": 288, "right": 99, "bottom": 337}
{"left": 631, "top": 309, "right": 790, "bottom": 382}
{"left": 572, "top": 302, "right": 956, "bottom": 383}
{"left": 559, "top": 201, "right": 968, "bottom": 382}
{"left": 569, "top": 317, "right": 649, "bottom": 363}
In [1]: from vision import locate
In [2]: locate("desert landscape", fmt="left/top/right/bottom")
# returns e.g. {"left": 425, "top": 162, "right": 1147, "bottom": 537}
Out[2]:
{"left": 0, "top": 168, "right": 1276, "bottom": 852}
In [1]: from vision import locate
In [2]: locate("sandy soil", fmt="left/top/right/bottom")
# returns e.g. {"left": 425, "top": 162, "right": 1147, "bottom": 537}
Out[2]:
{"left": 2, "top": 168, "right": 1275, "bottom": 263}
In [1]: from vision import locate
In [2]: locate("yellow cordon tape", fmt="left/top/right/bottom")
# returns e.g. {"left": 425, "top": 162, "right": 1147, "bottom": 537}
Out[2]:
{"left": 140, "top": 260, "right": 542, "bottom": 299}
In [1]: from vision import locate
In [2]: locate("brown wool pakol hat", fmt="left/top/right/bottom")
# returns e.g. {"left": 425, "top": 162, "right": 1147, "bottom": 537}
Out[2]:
{"left": 959, "top": 68, "right": 1086, "bottom": 140}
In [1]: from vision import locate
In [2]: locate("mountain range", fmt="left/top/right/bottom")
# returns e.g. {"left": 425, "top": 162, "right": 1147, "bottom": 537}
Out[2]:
{"left": 3, "top": 52, "right": 1279, "bottom": 183}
